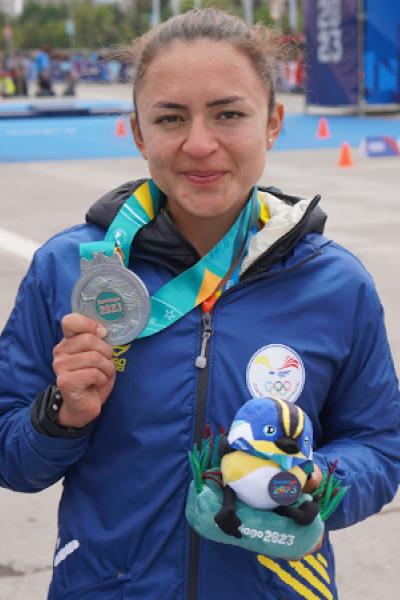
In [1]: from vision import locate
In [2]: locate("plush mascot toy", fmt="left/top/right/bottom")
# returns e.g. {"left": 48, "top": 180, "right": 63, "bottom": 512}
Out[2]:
{"left": 215, "top": 397, "right": 318, "bottom": 538}
{"left": 186, "top": 396, "right": 348, "bottom": 559}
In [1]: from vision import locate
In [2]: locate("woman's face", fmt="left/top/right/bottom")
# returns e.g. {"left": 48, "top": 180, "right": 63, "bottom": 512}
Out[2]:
{"left": 132, "top": 39, "right": 283, "bottom": 225}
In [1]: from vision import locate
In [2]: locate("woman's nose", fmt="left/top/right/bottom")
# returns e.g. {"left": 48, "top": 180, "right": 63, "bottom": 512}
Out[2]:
{"left": 181, "top": 118, "right": 218, "bottom": 157}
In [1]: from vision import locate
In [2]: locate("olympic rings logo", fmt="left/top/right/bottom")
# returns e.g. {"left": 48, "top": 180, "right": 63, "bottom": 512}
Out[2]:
{"left": 265, "top": 380, "right": 292, "bottom": 398}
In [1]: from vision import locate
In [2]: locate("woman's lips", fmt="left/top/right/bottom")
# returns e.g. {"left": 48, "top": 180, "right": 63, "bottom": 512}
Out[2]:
{"left": 184, "top": 171, "right": 225, "bottom": 186}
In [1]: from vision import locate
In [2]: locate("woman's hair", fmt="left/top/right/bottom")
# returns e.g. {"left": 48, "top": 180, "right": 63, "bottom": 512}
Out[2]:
{"left": 125, "top": 9, "right": 287, "bottom": 115}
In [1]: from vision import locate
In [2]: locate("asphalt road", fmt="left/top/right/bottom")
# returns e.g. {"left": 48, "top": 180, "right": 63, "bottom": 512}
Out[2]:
{"left": 0, "top": 86, "right": 399, "bottom": 599}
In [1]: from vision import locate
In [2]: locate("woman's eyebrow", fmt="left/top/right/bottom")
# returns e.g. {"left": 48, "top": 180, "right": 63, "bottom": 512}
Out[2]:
{"left": 206, "top": 96, "right": 246, "bottom": 107}
{"left": 151, "top": 96, "right": 246, "bottom": 110}
{"left": 152, "top": 102, "right": 187, "bottom": 109}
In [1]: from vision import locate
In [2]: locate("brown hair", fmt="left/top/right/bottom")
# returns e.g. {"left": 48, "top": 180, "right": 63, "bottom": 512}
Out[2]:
{"left": 125, "top": 9, "right": 286, "bottom": 115}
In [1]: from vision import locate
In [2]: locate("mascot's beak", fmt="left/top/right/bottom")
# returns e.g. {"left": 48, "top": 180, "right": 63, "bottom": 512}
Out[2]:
{"left": 275, "top": 436, "right": 300, "bottom": 455}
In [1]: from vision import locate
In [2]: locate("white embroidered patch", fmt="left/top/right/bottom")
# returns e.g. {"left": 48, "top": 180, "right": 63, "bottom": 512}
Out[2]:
{"left": 54, "top": 539, "right": 80, "bottom": 567}
{"left": 246, "top": 344, "right": 305, "bottom": 403}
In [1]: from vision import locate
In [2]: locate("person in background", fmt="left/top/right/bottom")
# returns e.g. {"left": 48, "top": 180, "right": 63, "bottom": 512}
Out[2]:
{"left": 35, "top": 45, "right": 55, "bottom": 97}
{"left": 61, "top": 54, "right": 79, "bottom": 97}
{"left": 12, "top": 54, "right": 29, "bottom": 96}
{"left": 0, "top": 69, "right": 16, "bottom": 96}
{"left": 0, "top": 9, "right": 399, "bottom": 600}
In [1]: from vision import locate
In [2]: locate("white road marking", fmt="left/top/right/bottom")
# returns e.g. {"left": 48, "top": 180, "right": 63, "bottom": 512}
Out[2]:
{"left": 0, "top": 227, "right": 40, "bottom": 262}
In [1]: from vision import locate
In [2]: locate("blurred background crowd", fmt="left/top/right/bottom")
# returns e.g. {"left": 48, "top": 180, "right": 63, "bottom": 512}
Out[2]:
{"left": 0, "top": 0, "right": 305, "bottom": 98}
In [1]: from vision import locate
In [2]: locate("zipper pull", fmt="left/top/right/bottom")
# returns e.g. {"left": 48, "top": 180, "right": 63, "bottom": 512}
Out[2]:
{"left": 195, "top": 312, "right": 212, "bottom": 369}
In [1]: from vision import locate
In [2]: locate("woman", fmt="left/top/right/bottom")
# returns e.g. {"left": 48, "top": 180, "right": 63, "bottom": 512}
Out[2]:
{"left": 0, "top": 10, "right": 399, "bottom": 600}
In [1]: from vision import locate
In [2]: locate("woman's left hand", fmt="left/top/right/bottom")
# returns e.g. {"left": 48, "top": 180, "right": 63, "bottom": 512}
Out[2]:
{"left": 303, "top": 464, "right": 323, "bottom": 494}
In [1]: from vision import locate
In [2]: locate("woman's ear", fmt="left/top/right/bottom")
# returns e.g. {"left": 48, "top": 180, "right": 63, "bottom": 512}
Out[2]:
{"left": 267, "top": 102, "right": 284, "bottom": 151}
{"left": 130, "top": 112, "right": 148, "bottom": 160}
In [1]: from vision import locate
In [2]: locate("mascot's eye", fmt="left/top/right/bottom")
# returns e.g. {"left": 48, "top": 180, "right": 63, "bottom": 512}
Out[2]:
{"left": 263, "top": 425, "right": 276, "bottom": 436}
{"left": 304, "top": 436, "right": 310, "bottom": 447}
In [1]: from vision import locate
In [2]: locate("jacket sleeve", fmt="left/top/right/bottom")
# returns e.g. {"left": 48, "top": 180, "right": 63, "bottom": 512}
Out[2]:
{"left": 0, "top": 250, "right": 91, "bottom": 493}
{"left": 313, "top": 284, "right": 400, "bottom": 531}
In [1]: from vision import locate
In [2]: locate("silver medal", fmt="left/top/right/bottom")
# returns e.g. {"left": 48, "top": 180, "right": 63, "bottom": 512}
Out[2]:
{"left": 71, "top": 252, "right": 150, "bottom": 345}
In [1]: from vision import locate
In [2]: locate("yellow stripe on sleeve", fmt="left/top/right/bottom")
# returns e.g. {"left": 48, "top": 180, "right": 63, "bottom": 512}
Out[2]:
{"left": 257, "top": 555, "right": 321, "bottom": 600}
{"left": 303, "top": 555, "right": 331, "bottom": 584}
{"left": 317, "top": 553, "right": 328, "bottom": 568}
{"left": 289, "top": 560, "right": 333, "bottom": 600}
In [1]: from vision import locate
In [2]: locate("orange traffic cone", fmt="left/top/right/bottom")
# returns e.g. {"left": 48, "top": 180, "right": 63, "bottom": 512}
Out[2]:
{"left": 115, "top": 118, "right": 128, "bottom": 137}
{"left": 316, "top": 117, "right": 330, "bottom": 139}
{"left": 338, "top": 142, "right": 353, "bottom": 167}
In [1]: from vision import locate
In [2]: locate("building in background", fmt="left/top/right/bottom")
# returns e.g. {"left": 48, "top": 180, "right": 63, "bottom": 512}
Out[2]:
{"left": 0, "top": 0, "right": 23, "bottom": 17}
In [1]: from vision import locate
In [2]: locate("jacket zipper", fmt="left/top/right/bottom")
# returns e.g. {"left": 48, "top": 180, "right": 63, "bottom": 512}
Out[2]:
{"left": 195, "top": 312, "right": 212, "bottom": 370}
{"left": 188, "top": 310, "right": 213, "bottom": 600}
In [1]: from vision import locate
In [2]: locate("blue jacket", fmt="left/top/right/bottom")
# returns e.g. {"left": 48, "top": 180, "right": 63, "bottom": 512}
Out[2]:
{"left": 1, "top": 182, "right": 399, "bottom": 600}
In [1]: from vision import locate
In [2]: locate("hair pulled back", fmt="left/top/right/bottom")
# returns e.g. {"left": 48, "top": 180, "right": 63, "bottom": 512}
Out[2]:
{"left": 126, "top": 9, "right": 286, "bottom": 115}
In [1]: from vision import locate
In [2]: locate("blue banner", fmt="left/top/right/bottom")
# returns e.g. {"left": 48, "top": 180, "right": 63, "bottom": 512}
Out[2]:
{"left": 364, "top": 0, "right": 400, "bottom": 105}
{"left": 304, "top": 0, "right": 359, "bottom": 106}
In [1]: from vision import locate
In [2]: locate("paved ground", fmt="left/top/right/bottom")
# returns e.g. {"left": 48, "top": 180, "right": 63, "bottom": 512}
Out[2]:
{"left": 0, "top": 86, "right": 399, "bottom": 599}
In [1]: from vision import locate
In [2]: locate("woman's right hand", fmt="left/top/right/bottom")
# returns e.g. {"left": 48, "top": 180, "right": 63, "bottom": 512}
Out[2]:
{"left": 52, "top": 313, "right": 116, "bottom": 429}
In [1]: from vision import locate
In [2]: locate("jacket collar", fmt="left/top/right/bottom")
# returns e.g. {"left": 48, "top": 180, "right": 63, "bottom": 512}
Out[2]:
{"left": 85, "top": 179, "right": 326, "bottom": 277}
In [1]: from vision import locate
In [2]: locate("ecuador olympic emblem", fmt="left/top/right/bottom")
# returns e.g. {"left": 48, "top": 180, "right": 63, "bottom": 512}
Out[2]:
{"left": 246, "top": 344, "right": 305, "bottom": 403}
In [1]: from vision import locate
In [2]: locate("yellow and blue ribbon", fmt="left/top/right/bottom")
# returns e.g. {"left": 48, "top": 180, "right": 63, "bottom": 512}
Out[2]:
{"left": 80, "top": 180, "right": 261, "bottom": 338}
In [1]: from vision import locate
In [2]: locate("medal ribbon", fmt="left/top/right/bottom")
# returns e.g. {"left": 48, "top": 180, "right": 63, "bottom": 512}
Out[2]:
{"left": 80, "top": 179, "right": 260, "bottom": 338}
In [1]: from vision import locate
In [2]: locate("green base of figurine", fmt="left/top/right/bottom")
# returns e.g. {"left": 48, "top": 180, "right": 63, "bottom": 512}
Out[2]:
{"left": 185, "top": 479, "right": 324, "bottom": 559}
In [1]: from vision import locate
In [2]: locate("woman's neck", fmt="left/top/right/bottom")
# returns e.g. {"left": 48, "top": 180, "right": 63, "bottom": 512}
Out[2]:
{"left": 166, "top": 204, "right": 246, "bottom": 257}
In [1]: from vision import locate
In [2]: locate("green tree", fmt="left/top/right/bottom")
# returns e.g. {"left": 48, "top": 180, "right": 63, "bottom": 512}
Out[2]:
{"left": 254, "top": 4, "right": 274, "bottom": 27}
{"left": 13, "top": 1, "right": 69, "bottom": 49}
{"left": 181, "top": 0, "right": 241, "bottom": 16}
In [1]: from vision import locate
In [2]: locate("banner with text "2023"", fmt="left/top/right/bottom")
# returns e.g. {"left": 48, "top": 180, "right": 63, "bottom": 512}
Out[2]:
{"left": 303, "top": 0, "right": 359, "bottom": 107}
